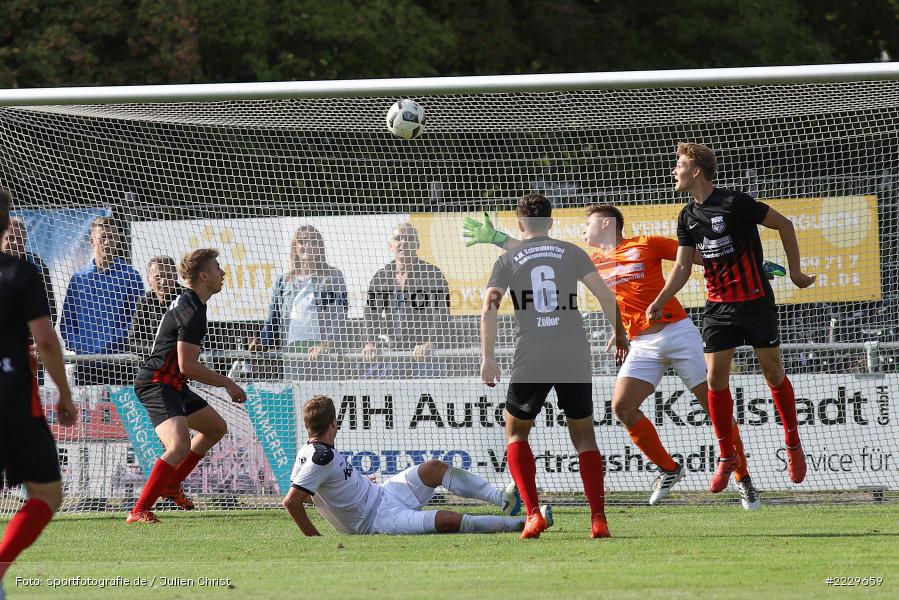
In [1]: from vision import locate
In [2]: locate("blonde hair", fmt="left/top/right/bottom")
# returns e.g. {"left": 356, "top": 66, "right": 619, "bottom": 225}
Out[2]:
{"left": 289, "top": 225, "right": 326, "bottom": 275}
{"left": 179, "top": 248, "right": 219, "bottom": 283}
{"left": 90, "top": 215, "right": 121, "bottom": 235}
{"left": 677, "top": 142, "right": 717, "bottom": 181}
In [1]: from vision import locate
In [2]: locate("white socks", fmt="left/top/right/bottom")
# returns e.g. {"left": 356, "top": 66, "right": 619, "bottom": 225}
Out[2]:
{"left": 441, "top": 466, "right": 502, "bottom": 506}
{"left": 459, "top": 514, "right": 524, "bottom": 534}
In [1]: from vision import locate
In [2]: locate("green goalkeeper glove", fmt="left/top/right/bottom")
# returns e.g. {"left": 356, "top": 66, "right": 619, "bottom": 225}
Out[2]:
{"left": 462, "top": 212, "right": 509, "bottom": 248}
{"left": 762, "top": 260, "right": 786, "bottom": 280}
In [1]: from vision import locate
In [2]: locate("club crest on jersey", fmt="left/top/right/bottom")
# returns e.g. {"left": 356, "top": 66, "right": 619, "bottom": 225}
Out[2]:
{"left": 711, "top": 216, "right": 726, "bottom": 233}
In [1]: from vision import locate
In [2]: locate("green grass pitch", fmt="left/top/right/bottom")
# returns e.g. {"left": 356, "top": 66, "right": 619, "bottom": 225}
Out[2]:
{"left": 2, "top": 505, "right": 896, "bottom": 599}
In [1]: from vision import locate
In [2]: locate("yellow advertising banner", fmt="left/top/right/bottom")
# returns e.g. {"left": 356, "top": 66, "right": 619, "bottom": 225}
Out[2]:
{"left": 412, "top": 195, "right": 881, "bottom": 315}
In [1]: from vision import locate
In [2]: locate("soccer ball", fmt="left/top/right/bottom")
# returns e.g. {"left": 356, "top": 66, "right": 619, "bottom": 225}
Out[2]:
{"left": 386, "top": 99, "right": 426, "bottom": 140}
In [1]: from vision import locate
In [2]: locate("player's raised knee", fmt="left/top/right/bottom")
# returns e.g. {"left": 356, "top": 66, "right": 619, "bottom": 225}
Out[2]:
{"left": 210, "top": 418, "right": 228, "bottom": 442}
{"left": 417, "top": 459, "right": 449, "bottom": 487}
{"left": 282, "top": 488, "right": 302, "bottom": 510}
{"left": 165, "top": 440, "right": 192, "bottom": 465}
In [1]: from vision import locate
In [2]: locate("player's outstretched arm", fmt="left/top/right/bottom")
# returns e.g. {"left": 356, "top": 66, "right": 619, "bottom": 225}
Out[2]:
{"left": 462, "top": 212, "right": 520, "bottom": 251}
{"left": 647, "top": 246, "right": 694, "bottom": 321}
{"left": 479, "top": 287, "right": 503, "bottom": 387}
{"left": 283, "top": 487, "right": 321, "bottom": 536}
{"left": 582, "top": 272, "right": 629, "bottom": 361}
{"left": 177, "top": 341, "right": 247, "bottom": 403}
{"left": 30, "top": 316, "right": 75, "bottom": 426}
{"left": 761, "top": 208, "right": 816, "bottom": 288}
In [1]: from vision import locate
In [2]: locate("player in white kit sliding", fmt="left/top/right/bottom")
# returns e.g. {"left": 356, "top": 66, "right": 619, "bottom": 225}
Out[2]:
{"left": 283, "top": 395, "right": 550, "bottom": 536}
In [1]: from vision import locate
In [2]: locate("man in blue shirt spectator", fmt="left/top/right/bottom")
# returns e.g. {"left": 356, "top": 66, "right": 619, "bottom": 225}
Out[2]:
{"left": 61, "top": 216, "right": 145, "bottom": 385}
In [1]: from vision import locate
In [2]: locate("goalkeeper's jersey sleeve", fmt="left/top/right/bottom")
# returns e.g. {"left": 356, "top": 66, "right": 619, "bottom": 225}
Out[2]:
{"left": 290, "top": 441, "right": 383, "bottom": 535}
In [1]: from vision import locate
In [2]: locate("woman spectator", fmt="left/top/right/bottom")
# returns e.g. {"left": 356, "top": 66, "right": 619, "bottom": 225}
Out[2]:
{"left": 249, "top": 226, "right": 348, "bottom": 381}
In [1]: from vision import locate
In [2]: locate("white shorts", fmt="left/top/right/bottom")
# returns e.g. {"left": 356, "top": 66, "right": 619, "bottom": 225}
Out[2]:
{"left": 371, "top": 464, "right": 438, "bottom": 535}
{"left": 618, "top": 318, "right": 706, "bottom": 389}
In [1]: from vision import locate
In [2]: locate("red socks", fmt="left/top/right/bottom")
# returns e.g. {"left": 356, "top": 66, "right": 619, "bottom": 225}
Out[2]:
{"left": 0, "top": 498, "right": 53, "bottom": 578}
{"left": 132, "top": 459, "right": 176, "bottom": 514}
{"left": 168, "top": 451, "right": 203, "bottom": 490}
{"left": 708, "top": 387, "right": 736, "bottom": 459}
{"left": 771, "top": 376, "right": 801, "bottom": 447}
{"left": 578, "top": 451, "right": 606, "bottom": 516}
{"left": 506, "top": 441, "right": 539, "bottom": 516}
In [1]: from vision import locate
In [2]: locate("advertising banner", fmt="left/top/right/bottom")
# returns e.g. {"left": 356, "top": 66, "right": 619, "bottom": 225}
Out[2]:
{"left": 132, "top": 215, "right": 406, "bottom": 320}
{"left": 34, "top": 375, "right": 897, "bottom": 500}
{"left": 60, "top": 385, "right": 279, "bottom": 497}
{"left": 415, "top": 195, "right": 881, "bottom": 315}
{"left": 108, "top": 386, "right": 164, "bottom": 477}
{"left": 272, "top": 373, "right": 897, "bottom": 494}
{"left": 131, "top": 195, "right": 880, "bottom": 321}
{"left": 244, "top": 385, "right": 298, "bottom": 495}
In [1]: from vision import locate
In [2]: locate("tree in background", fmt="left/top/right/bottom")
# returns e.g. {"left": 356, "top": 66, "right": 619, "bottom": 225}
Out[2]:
{"left": 0, "top": 0, "right": 896, "bottom": 87}
{"left": 0, "top": 0, "right": 199, "bottom": 88}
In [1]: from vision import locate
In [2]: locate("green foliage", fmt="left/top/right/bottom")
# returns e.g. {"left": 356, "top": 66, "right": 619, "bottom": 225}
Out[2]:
{"left": 796, "top": 0, "right": 899, "bottom": 62}
{"left": 0, "top": 0, "right": 896, "bottom": 86}
{"left": 0, "top": 0, "right": 199, "bottom": 87}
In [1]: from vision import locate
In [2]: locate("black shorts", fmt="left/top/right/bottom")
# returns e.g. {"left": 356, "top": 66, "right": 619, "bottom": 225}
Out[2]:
{"left": 136, "top": 383, "right": 209, "bottom": 428}
{"left": 702, "top": 298, "right": 780, "bottom": 353}
{"left": 1, "top": 391, "right": 61, "bottom": 487}
{"left": 506, "top": 382, "right": 593, "bottom": 421}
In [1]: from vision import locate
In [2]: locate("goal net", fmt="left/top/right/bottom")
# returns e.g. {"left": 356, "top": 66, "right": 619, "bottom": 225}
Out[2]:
{"left": 1, "top": 68, "right": 898, "bottom": 514}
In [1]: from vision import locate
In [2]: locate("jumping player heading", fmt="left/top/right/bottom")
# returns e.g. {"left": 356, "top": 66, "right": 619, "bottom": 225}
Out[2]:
{"left": 647, "top": 142, "right": 815, "bottom": 493}
{"left": 465, "top": 205, "right": 760, "bottom": 509}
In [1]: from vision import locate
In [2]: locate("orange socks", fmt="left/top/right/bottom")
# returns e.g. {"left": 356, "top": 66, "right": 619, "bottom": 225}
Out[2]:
{"left": 732, "top": 421, "right": 750, "bottom": 481}
{"left": 627, "top": 416, "right": 678, "bottom": 472}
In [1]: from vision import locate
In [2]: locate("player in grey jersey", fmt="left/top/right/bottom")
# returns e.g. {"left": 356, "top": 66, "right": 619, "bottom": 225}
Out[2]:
{"left": 283, "top": 395, "right": 549, "bottom": 536}
{"left": 481, "top": 194, "right": 628, "bottom": 540}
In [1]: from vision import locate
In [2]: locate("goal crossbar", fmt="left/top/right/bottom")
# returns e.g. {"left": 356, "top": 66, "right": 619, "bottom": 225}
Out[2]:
{"left": 0, "top": 62, "right": 898, "bottom": 106}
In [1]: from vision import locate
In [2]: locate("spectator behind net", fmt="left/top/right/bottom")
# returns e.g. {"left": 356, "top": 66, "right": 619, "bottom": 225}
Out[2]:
{"left": 60, "top": 216, "right": 145, "bottom": 385}
{"left": 129, "top": 256, "right": 184, "bottom": 358}
{"left": 362, "top": 223, "right": 451, "bottom": 379}
{"left": 248, "top": 225, "right": 348, "bottom": 381}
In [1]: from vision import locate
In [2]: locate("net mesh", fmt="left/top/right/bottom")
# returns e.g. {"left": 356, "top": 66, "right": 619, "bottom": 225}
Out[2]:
{"left": 2, "top": 78, "right": 898, "bottom": 514}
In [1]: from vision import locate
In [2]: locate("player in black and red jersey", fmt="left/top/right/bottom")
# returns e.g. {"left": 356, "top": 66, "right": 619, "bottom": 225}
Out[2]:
{"left": 647, "top": 142, "right": 815, "bottom": 494}
{"left": 0, "top": 189, "right": 76, "bottom": 593}
{"left": 127, "top": 248, "right": 246, "bottom": 524}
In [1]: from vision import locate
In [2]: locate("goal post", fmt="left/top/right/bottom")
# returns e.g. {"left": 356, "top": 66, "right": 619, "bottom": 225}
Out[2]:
{"left": 1, "top": 63, "right": 898, "bottom": 514}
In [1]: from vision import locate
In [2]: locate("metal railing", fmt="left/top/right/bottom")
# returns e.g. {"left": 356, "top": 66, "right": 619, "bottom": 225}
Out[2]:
{"left": 59, "top": 341, "right": 899, "bottom": 375}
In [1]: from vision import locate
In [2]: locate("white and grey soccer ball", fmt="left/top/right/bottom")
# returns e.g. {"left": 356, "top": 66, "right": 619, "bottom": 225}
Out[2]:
{"left": 386, "top": 99, "right": 426, "bottom": 140}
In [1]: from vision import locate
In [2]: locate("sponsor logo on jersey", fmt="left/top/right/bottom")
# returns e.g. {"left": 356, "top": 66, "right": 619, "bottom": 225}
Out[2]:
{"left": 537, "top": 316, "right": 560, "bottom": 327}
{"left": 697, "top": 235, "right": 735, "bottom": 258}
{"left": 624, "top": 247, "right": 640, "bottom": 261}
{"left": 711, "top": 216, "right": 726, "bottom": 233}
